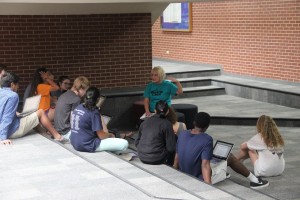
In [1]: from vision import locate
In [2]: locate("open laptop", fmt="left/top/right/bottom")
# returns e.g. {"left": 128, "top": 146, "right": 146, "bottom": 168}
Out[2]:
{"left": 211, "top": 140, "right": 234, "bottom": 164}
{"left": 17, "top": 95, "right": 41, "bottom": 117}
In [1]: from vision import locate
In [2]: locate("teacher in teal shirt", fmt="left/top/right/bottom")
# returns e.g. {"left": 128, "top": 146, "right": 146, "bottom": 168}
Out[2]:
{"left": 144, "top": 66, "right": 183, "bottom": 117}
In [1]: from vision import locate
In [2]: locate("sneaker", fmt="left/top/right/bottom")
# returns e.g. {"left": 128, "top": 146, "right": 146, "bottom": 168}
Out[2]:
{"left": 250, "top": 177, "right": 269, "bottom": 189}
{"left": 226, "top": 173, "right": 231, "bottom": 179}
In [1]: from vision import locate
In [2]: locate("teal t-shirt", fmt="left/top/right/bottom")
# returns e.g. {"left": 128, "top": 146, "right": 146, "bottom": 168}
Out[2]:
{"left": 144, "top": 80, "right": 178, "bottom": 112}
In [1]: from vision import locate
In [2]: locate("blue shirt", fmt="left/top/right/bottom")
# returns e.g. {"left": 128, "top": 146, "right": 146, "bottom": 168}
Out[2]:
{"left": 0, "top": 88, "right": 20, "bottom": 140}
{"left": 144, "top": 80, "right": 178, "bottom": 112}
{"left": 70, "top": 104, "right": 102, "bottom": 152}
{"left": 176, "top": 130, "right": 213, "bottom": 180}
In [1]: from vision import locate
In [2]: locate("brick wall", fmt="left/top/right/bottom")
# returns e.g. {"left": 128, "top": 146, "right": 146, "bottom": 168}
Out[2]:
{"left": 0, "top": 14, "right": 152, "bottom": 94}
{"left": 152, "top": 0, "right": 300, "bottom": 82}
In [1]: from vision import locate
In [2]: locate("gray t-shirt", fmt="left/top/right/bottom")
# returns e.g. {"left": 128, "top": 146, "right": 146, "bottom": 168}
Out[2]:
{"left": 54, "top": 90, "right": 81, "bottom": 134}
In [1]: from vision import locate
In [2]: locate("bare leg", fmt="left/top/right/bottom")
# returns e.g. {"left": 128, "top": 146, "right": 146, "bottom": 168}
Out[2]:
{"left": 35, "top": 109, "right": 61, "bottom": 140}
{"left": 236, "top": 142, "right": 250, "bottom": 161}
{"left": 248, "top": 149, "right": 259, "bottom": 166}
{"left": 227, "top": 153, "right": 250, "bottom": 177}
{"left": 47, "top": 108, "right": 55, "bottom": 122}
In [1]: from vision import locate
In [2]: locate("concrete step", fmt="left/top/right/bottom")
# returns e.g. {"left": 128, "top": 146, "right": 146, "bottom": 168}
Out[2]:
{"left": 177, "top": 77, "right": 212, "bottom": 87}
{"left": 62, "top": 143, "right": 238, "bottom": 200}
{"left": 167, "top": 69, "right": 221, "bottom": 79}
{"left": 175, "top": 85, "right": 226, "bottom": 98}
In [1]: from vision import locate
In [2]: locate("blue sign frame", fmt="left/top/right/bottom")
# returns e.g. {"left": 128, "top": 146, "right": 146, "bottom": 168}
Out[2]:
{"left": 161, "top": 3, "right": 192, "bottom": 32}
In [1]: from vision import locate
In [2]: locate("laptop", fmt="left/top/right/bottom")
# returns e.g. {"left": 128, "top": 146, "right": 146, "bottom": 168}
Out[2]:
{"left": 211, "top": 140, "right": 234, "bottom": 164}
{"left": 17, "top": 95, "right": 41, "bottom": 117}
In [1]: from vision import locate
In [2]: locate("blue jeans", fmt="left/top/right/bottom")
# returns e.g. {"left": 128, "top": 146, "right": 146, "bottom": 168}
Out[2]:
{"left": 95, "top": 138, "right": 128, "bottom": 153}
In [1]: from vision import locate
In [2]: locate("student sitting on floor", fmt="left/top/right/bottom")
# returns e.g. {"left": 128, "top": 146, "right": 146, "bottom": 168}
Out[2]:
{"left": 0, "top": 72, "right": 67, "bottom": 145}
{"left": 135, "top": 100, "right": 177, "bottom": 166}
{"left": 54, "top": 76, "right": 90, "bottom": 139}
{"left": 51, "top": 75, "right": 71, "bottom": 105}
{"left": 29, "top": 67, "right": 59, "bottom": 121}
{"left": 70, "top": 87, "right": 128, "bottom": 153}
{"left": 174, "top": 112, "right": 269, "bottom": 190}
{"left": 237, "top": 115, "right": 285, "bottom": 177}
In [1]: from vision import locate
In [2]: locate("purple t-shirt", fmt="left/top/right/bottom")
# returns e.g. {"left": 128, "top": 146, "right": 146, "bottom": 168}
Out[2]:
{"left": 70, "top": 104, "right": 102, "bottom": 152}
{"left": 176, "top": 130, "right": 213, "bottom": 179}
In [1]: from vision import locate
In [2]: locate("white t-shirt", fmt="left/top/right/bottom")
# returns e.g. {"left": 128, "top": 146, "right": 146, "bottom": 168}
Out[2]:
{"left": 247, "top": 134, "right": 285, "bottom": 177}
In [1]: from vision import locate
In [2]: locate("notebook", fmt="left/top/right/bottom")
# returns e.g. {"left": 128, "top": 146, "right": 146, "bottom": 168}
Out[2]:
{"left": 17, "top": 95, "right": 41, "bottom": 117}
{"left": 211, "top": 140, "right": 234, "bottom": 164}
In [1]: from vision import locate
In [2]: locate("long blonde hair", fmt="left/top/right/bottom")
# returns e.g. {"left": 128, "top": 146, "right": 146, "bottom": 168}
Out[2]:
{"left": 256, "top": 115, "right": 284, "bottom": 148}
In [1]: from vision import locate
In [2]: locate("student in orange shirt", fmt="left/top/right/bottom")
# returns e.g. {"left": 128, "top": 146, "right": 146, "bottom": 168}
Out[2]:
{"left": 29, "top": 67, "right": 59, "bottom": 121}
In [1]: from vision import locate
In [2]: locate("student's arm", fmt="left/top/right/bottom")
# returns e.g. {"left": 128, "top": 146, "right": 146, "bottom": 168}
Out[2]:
{"left": 165, "top": 123, "right": 177, "bottom": 153}
{"left": 96, "top": 130, "right": 115, "bottom": 140}
{"left": 40, "top": 71, "right": 59, "bottom": 92}
{"left": 46, "top": 78, "right": 59, "bottom": 92}
{"left": 167, "top": 76, "right": 183, "bottom": 95}
{"left": 201, "top": 159, "right": 212, "bottom": 184}
{"left": 173, "top": 153, "right": 179, "bottom": 169}
{"left": 144, "top": 98, "right": 151, "bottom": 117}
{"left": 0, "top": 96, "right": 18, "bottom": 143}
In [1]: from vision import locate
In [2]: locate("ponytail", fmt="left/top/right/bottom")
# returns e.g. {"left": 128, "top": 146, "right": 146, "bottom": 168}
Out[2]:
{"left": 155, "top": 100, "right": 169, "bottom": 118}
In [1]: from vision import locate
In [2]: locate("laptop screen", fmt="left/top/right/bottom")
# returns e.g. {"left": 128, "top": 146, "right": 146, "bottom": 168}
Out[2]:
{"left": 213, "top": 140, "right": 234, "bottom": 160}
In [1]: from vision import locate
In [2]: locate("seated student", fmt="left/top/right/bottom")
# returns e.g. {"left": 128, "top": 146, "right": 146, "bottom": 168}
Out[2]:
{"left": 70, "top": 87, "right": 128, "bottom": 153}
{"left": 29, "top": 67, "right": 59, "bottom": 121}
{"left": 135, "top": 100, "right": 177, "bottom": 166}
{"left": 237, "top": 115, "right": 285, "bottom": 177}
{"left": 0, "top": 72, "right": 67, "bottom": 145}
{"left": 51, "top": 75, "right": 71, "bottom": 104}
{"left": 174, "top": 112, "right": 269, "bottom": 190}
{"left": 54, "top": 76, "right": 90, "bottom": 139}
{"left": 166, "top": 110, "right": 187, "bottom": 136}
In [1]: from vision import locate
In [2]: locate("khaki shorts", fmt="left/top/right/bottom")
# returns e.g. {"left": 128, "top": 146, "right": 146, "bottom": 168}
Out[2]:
{"left": 9, "top": 112, "right": 40, "bottom": 139}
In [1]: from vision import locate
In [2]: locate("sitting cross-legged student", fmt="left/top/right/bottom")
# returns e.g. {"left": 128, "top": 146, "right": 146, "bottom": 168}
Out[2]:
{"left": 54, "top": 76, "right": 90, "bottom": 139}
{"left": 70, "top": 87, "right": 128, "bottom": 153}
{"left": 174, "top": 112, "right": 269, "bottom": 190}
{"left": 135, "top": 100, "right": 177, "bottom": 166}
{"left": 0, "top": 72, "right": 67, "bottom": 145}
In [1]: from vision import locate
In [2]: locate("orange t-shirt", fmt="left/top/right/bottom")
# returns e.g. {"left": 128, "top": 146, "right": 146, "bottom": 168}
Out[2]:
{"left": 37, "top": 84, "right": 52, "bottom": 110}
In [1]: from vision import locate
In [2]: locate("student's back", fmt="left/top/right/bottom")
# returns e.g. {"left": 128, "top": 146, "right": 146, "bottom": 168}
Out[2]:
{"left": 177, "top": 130, "right": 213, "bottom": 178}
{"left": 54, "top": 90, "right": 81, "bottom": 134}
{"left": 136, "top": 115, "right": 175, "bottom": 163}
